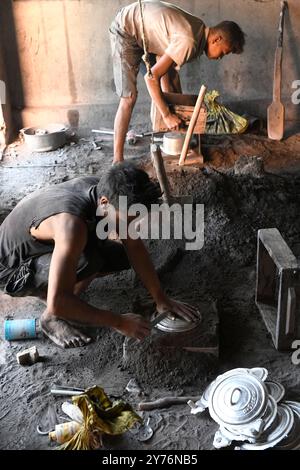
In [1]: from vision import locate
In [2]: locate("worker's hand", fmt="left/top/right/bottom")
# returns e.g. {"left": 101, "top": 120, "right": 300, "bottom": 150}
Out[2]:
{"left": 163, "top": 112, "right": 182, "bottom": 131}
{"left": 156, "top": 297, "right": 200, "bottom": 323}
{"left": 115, "top": 313, "right": 151, "bottom": 340}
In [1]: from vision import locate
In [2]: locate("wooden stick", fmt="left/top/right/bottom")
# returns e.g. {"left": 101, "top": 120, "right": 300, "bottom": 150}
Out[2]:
{"left": 151, "top": 144, "right": 172, "bottom": 204}
{"left": 138, "top": 396, "right": 200, "bottom": 411}
{"left": 178, "top": 85, "right": 207, "bottom": 166}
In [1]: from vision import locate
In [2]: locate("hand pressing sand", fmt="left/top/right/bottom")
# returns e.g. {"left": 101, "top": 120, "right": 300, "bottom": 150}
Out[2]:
{"left": 41, "top": 314, "right": 92, "bottom": 348}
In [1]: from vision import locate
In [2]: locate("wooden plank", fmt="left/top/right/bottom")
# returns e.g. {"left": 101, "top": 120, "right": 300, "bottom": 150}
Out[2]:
{"left": 256, "top": 228, "right": 300, "bottom": 351}
{"left": 276, "top": 268, "right": 298, "bottom": 350}
{"left": 151, "top": 144, "right": 172, "bottom": 204}
{"left": 286, "top": 287, "right": 296, "bottom": 335}
{"left": 161, "top": 92, "right": 199, "bottom": 106}
{"left": 151, "top": 92, "right": 207, "bottom": 134}
{"left": 256, "top": 237, "right": 278, "bottom": 305}
{"left": 256, "top": 301, "right": 278, "bottom": 347}
{"left": 179, "top": 85, "right": 207, "bottom": 166}
{"left": 258, "top": 228, "right": 298, "bottom": 269}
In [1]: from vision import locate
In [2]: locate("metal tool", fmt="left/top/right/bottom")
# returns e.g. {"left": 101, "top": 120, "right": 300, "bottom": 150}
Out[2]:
{"left": 92, "top": 129, "right": 162, "bottom": 145}
{"left": 122, "top": 311, "right": 171, "bottom": 363}
{"left": 267, "top": 1, "right": 287, "bottom": 140}
{"left": 136, "top": 418, "right": 154, "bottom": 442}
{"left": 50, "top": 385, "right": 85, "bottom": 396}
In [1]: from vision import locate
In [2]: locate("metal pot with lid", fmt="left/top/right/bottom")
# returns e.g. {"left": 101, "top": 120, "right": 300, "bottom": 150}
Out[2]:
{"left": 20, "top": 123, "right": 68, "bottom": 152}
{"left": 209, "top": 373, "right": 269, "bottom": 428}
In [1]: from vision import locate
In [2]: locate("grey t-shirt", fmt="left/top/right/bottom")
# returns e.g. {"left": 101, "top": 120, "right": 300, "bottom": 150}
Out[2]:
{"left": 116, "top": 1, "right": 207, "bottom": 68}
{"left": 0, "top": 177, "right": 99, "bottom": 284}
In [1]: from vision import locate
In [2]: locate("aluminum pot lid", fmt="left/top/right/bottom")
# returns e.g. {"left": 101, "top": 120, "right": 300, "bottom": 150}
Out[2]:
{"left": 260, "top": 395, "right": 278, "bottom": 432}
{"left": 284, "top": 400, "right": 300, "bottom": 415}
{"left": 238, "top": 403, "right": 294, "bottom": 450}
{"left": 275, "top": 401, "right": 300, "bottom": 450}
{"left": 154, "top": 314, "right": 200, "bottom": 333}
{"left": 226, "top": 396, "right": 277, "bottom": 438}
{"left": 215, "top": 367, "right": 268, "bottom": 383}
{"left": 249, "top": 368, "right": 268, "bottom": 382}
{"left": 219, "top": 425, "right": 256, "bottom": 444}
{"left": 201, "top": 381, "right": 216, "bottom": 405}
{"left": 265, "top": 381, "right": 285, "bottom": 403}
{"left": 209, "top": 373, "right": 268, "bottom": 427}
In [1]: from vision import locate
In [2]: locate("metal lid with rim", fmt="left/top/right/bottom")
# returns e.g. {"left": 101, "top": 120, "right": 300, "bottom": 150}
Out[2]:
{"left": 225, "top": 396, "right": 278, "bottom": 438}
{"left": 249, "top": 368, "right": 268, "bottom": 382}
{"left": 283, "top": 400, "right": 300, "bottom": 414}
{"left": 238, "top": 403, "right": 294, "bottom": 450}
{"left": 154, "top": 314, "right": 201, "bottom": 333}
{"left": 209, "top": 373, "right": 268, "bottom": 427}
{"left": 275, "top": 401, "right": 300, "bottom": 450}
{"left": 218, "top": 425, "right": 257, "bottom": 445}
{"left": 265, "top": 381, "right": 285, "bottom": 403}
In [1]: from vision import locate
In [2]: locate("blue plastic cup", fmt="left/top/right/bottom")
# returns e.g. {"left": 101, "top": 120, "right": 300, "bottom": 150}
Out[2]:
{"left": 4, "top": 319, "right": 37, "bottom": 340}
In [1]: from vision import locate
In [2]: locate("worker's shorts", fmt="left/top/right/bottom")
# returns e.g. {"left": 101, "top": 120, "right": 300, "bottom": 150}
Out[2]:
{"left": 0, "top": 240, "right": 130, "bottom": 298}
{"left": 109, "top": 17, "right": 156, "bottom": 98}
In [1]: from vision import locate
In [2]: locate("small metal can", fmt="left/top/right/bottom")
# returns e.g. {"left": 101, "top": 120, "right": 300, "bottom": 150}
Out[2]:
{"left": 4, "top": 319, "right": 38, "bottom": 340}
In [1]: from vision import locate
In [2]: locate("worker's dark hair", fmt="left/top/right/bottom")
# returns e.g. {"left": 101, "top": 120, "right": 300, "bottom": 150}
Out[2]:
{"left": 97, "top": 161, "right": 162, "bottom": 209}
{"left": 214, "top": 21, "right": 246, "bottom": 54}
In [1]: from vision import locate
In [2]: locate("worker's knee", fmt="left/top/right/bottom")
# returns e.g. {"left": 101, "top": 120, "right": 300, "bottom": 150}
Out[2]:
{"left": 120, "top": 93, "right": 137, "bottom": 109}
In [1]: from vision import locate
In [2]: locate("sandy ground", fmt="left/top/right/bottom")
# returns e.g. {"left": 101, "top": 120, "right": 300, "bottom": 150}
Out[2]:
{"left": 0, "top": 128, "right": 300, "bottom": 450}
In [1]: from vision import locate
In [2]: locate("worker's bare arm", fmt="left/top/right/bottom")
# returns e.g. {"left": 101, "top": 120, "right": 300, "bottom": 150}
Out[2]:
{"left": 144, "top": 53, "right": 182, "bottom": 130}
{"left": 121, "top": 235, "right": 199, "bottom": 322}
{"left": 160, "top": 66, "right": 182, "bottom": 94}
{"left": 32, "top": 213, "right": 150, "bottom": 339}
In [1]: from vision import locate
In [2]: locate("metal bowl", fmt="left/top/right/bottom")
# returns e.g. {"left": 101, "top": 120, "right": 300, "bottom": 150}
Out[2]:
{"left": 21, "top": 123, "right": 67, "bottom": 152}
{"left": 160, "top": 132, "right": 185, "bottom": 156}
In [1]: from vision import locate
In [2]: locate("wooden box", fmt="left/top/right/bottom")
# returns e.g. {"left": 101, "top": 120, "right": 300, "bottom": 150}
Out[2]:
{"left": 151, "top": 92, "right": 207, "bottom": 133}
{"left": 256, "top": 228, "right": 300, "bottom": 350}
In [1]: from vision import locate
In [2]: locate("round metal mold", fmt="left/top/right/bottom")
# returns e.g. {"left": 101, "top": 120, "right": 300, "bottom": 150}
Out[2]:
{"left": 201, "top": 381, "right": 216, "bottom": 405}
{"left": 225, "top": 396, "right": 278, "bottom": 438}
{"left": 284, "top": 400, "right": 300, "bottom": 415}
{"left": 249, "top": 368, "right": 268, "bottom": 382}
{"left": 215, "top": 368, "right": 268, "bottom": 384}
{"left": 265, "top": 381, "right": 285, "bottom": 403}
{"left": 209, "top": 373, "right": 269, "bottom": 427}
{"left": 21, "top": 123, "right": 67, "bottom": 152}
{"left": 153, "top": 312, "right": 201, "bottom": 333}
{"left": 219, "top": 425, "right": 256, "bottom": 445}
{"left": 260, "top": 396, "right": 278, "bottom": 432}
{"left": 160, "top": 132, "right": 185, "bottom": 156}
{"left": 275, "top": 401, "right": 300, "bottom": 450}
{"left": 239, "top": 403, "right": 295, "bottom": 450}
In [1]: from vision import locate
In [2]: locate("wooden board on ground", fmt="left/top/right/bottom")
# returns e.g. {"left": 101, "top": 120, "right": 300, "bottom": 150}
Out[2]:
{"left": 151, "top": 92, "right": 207, "bottom": 134}
{"left": 161, "top": 150, "right": 204, "bottom": 168}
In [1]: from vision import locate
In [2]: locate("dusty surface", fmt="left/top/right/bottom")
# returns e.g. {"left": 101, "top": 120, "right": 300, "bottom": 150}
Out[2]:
{"left": 1, "top": 128, "right": 300, "bottom": 450}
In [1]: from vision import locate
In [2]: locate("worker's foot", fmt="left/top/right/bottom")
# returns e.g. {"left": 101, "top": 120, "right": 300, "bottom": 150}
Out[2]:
{"left": 41, "top": 314, "right": 92, "bottom": 348}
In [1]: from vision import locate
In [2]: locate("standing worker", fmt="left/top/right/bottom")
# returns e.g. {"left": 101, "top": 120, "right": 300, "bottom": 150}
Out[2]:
{"left": 109, "top": 1, "right": 245, "bottom": 164}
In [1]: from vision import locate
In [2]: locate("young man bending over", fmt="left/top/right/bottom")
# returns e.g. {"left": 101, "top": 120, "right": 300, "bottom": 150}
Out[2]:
{"left": 0, "top": 162, "right": 199, "bottom": 348}
{"left": 110, "top": 1, "right": 245, "bottom": 163}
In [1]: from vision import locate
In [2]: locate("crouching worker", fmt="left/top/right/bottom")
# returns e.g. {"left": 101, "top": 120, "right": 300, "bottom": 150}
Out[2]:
{"left": 0, "top": 162, "right": 199, "bottom": 348}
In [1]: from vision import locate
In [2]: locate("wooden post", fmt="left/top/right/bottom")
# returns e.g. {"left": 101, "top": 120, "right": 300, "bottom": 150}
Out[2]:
{"left": 178, "top": 85, "right": 207, "bottom": 166}
{"left": 151, "top": 144, "right": 172, "bottom": 204}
